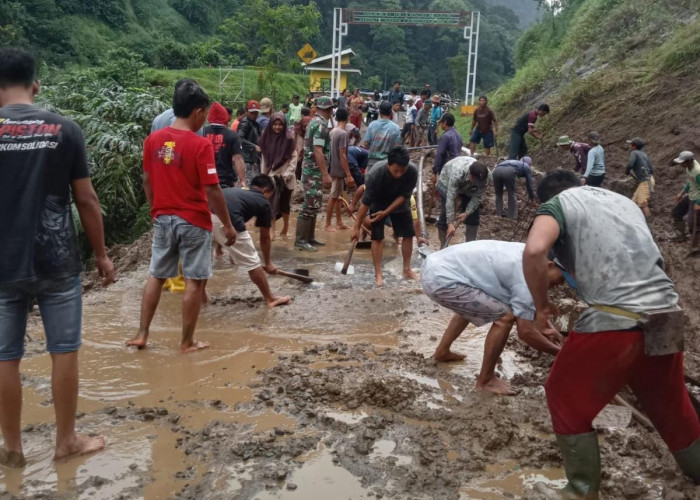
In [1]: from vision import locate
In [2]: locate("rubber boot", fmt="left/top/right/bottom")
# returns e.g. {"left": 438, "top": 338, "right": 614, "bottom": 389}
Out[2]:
{"left": 671, "top": 220, "right": 687, "bottom": 242}
{"left": 689, "top": 232, "right": 700, "bottom": 257}
{"left": 465, "top": 225, "right": 478, "bottom": 242}
{"left": 673, "top": 437, "right": 700, "bottom": 484}
{"left": 308, "top": 215, "right": 325, "bottom": 246}
{"left": 438, "top": 227, "right": 447, "bottom": 248}
{"left": 556, "top": 432, "right": 601, "bottom": 498}
{"left": 294, "top": 215, "right": 317, "bottom": 252}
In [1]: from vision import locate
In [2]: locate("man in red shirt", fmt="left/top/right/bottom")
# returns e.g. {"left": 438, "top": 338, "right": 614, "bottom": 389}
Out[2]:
{"left": 127, "top": 81, "right": 236, "bottom": 353}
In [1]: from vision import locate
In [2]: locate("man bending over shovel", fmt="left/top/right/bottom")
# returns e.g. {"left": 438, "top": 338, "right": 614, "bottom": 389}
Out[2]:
{"left": 422, "top": 240, "right": 570, "bottom": 395}
{"left": 351, "top": 147, "right": 419, "bottom": 287}
{"left": 213, "top": 175, "right": 291, "bottom": 308}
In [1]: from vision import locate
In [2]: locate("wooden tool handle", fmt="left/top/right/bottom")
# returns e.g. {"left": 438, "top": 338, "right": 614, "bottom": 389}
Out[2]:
{"left": 276, "top": 270, "right": 313, "bottom": 283}
{"left": 342, "top": 240, "right": 357, "bottom": 275}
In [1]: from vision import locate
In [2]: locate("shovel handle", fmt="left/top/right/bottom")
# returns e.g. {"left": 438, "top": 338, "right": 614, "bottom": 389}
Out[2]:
{"left": 339, "top": 198, "right": 371, "bottom": 237}
{"left": 342, "top": 240, "right": 357, "bottom": 275}
{"left": 276, "top": 270, "right": 313, "bottom": 284}
{"left": 441, "top": 221, "right": 462, "bottom": 250}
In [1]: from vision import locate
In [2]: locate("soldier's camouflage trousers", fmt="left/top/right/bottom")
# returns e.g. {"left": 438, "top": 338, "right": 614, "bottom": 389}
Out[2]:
{"left": 300, "top": 162, "right": 322, "bottom": 218}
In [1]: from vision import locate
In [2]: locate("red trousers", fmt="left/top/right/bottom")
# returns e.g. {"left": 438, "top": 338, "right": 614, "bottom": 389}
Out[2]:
{"left": 349, "top": 113, "right": 363, "bottom": 130}
{"left": 545, "top": 330, "right": 700, "bottom": 451}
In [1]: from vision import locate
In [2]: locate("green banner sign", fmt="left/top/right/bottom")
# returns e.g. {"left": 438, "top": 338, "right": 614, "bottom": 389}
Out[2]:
{"left": 345, "top": 10, "right": 468, "bottom": 27}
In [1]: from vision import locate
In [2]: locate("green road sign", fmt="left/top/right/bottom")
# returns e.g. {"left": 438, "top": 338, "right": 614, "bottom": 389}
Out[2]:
{"left": 345, "top": 9, "right": 467, "bottom": 27}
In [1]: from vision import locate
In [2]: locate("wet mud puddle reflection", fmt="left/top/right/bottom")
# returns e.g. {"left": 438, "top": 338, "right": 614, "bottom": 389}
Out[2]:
{"left": 2, "top": 226, "right": 552, "bottom": 499}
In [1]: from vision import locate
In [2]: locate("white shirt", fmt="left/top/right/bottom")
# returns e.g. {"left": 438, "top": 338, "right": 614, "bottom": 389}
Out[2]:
{"left": 406, "top": 105, "right": 417, "bottom": 124}
{"left": 421, "top": 241, "right": 536, "bottom": 320}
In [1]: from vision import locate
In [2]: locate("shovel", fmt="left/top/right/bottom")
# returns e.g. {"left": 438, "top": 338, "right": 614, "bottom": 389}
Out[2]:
{"left": 441, "top": 221, "right": 462, "bottom": 250}
{"left": 336, "top": 240, "right": 357, "bottom": 275}
{"left": 339, "top": 197, "right": 372, "bottom": 249}
{"left": 277, "top": 268, "right": 313, "bottom": 284}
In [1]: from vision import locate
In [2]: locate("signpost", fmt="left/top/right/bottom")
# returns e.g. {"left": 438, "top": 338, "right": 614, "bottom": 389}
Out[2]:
{"left": 346, "top": 10, "right": 466, "bottom": 27}
{"left": 297, "top": 43, "right": 317, "bottom": 64}
{"left": 328, "top": 8, "right": 480, "bottom": 105}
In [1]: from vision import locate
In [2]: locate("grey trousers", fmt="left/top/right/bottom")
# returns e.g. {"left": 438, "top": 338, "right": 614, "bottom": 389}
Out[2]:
{"left": 493, "top": 166, "right": 518, "bottom": 219}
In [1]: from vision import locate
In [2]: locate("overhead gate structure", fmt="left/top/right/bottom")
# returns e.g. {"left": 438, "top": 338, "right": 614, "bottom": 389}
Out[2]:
{"left": 329, "top": 8, "right": 480, "bottom": 105}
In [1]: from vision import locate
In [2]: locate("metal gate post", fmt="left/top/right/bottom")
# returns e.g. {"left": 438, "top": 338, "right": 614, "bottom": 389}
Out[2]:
{"left": 470, "top": 11, "right": 481, "bottom": 105}
{"left": 331, "top": 8, "right": 338, "bottom": 97}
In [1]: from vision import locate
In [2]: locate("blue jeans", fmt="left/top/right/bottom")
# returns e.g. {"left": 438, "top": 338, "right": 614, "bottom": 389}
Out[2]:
{"left": 0, "top": 275, "right": 82, "bottom": 361}
{"left": 151, "top": 215, "right": 212, "bottom": 280}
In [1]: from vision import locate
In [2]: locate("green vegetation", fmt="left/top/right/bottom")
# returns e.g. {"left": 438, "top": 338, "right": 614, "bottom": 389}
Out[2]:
{"left": 144, "top": 68, "right": 309, "bottom": 109}
{"left": 493, "top": 0, "right": 700, "bottom": 113}
{"left": 2, "top": 0, "right": 540, "bottom": 98}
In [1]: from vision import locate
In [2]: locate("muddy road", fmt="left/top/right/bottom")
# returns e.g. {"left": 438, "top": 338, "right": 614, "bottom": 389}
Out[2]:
{"left": 2, "top": 182, "right": 700, "bottom": 499}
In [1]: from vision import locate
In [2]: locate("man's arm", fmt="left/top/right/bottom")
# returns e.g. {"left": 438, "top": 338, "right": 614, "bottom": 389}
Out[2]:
{"left": 492, "top": 113, "right": 498, "bottom": 135}
{"left": 71, "top": 178, "right": 115, "bottom": 285}
{"left": 523, "top": 215, "right": 561, "bottom": 331}
{"left": 313, "top": 145, "right": 332, "bottom": 187}
{"left": 433, "top": 137, "right": 447, "bottom": 174}
{"left": 463, "top": 184, "right": 486, "bottom": 216}
{"left": 351, "top": 203, "right": 370, "bottom": 242}
{"left": 469, "top": 115, "right": 477, "bottom": 134}
{"left": 259, "top": 226, "right": 275, "bottom": 273}
{"left": 625, "top": 152, "right": 636, "bottom": 177}
{"left": 582, "top": 148, "right": 595, "bottom": 181}
{"left": 371, "top": 195, "right": 406, "bottom": 223}
{"left": 339, "top": 146, "right": 354, "bottom": 188}
{"left": 349, "top": 184, "right": 365, "bottom": 214}
{"left": 205, "top": 184, "right": 237, "bottom": 245}
{"left": 233, "top": 154, "right": 246, "bottom": 187}
{"left": 142, "top": 171, "right": 154, "bottom": 206}
{"left": 515, "top": 318, "right": 562, "bottom": 354}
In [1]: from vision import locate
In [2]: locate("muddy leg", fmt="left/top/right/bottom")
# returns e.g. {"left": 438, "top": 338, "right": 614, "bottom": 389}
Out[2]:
{"left": 371, "top": 239, "right": 384, "bottom": 287}
{"left": 336, "top": 202, "right": 349, "bottom": 229}
{"left": 476, "top": 312, "right": 517, "bottom": 395}
{"left": 0, "top": 359, "right": 25, "bottom": 467}
{"left": 127, "top": 276, "right": 166, "bottom": 348}
{"left": 401, "top": 237, "right": 418, "bottom": 280}
{"left": 52, "top": 352, "right": 105, "bottom": 461}
{"left": 325, "top": 198, "right": 337, "bottom": 232}
{"left": 434, "top": 314, "right": 470, "bottom": 362}
{"left": 280, "top": 213, "right": 290, "bottom": 237}
{"left": 180, "top": 279, "right": 209, "bottom": 353}
{"left": 248, "top": 267, "right": 291, "bottom": 308}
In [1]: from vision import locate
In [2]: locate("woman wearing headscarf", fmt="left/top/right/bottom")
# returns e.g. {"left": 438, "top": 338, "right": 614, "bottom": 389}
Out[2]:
{"left": 259, "top": 113, "right": 298, "bottom": 237}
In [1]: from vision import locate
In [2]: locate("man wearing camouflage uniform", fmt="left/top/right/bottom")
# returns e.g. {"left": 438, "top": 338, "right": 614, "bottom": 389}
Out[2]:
{"left": 295, "top": 96, "right": 333, "bottom": 251}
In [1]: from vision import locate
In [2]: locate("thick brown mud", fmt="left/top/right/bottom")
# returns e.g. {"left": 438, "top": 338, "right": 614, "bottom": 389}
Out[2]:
{"left": 3, "top": 157, "right": 700, "bottom": 499}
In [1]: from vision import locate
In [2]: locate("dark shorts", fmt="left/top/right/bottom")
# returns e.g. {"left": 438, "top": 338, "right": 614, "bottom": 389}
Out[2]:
{"left": 586, "top": 174, "right": 605, "bottom": 187}
{"left": 469, "top": 129, "right": 495, "bottom": 148}
{"left": 370, "top": 211, "right": 415, "bottom": 241}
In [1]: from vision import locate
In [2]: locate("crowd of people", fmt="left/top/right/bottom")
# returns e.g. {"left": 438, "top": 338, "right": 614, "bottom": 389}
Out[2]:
{"left": 2, "top": 46, "right": 700, "bottom": 499}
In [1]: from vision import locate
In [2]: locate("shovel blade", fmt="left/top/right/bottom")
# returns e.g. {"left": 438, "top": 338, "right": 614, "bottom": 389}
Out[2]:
{"left": 293, "top": 268, "right": 310, "bottom": 277}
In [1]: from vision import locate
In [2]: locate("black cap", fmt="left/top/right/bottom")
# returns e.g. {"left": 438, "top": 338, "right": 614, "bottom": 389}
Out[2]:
{"left": 469, "top": 161, "right": 489, "bottom": 187}
{"left": 626, "top": 137, "right": 644, "bottom": 148}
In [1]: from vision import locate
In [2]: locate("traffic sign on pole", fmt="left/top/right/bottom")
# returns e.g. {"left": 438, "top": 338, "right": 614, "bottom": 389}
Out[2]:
{"left": 297, "top": 43, "right": 317, "bottom": 64}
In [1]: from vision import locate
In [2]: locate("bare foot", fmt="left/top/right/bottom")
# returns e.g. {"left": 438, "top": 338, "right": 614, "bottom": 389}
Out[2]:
{"left": 337, "top": 224, "right": 350, "bottom": 230}
{"left": 324, "top": 225, "right": 337, "bottom": 233}
{"left": 267, "top": 296, "right": 292, "bottom": 308}
{"left": 279, "top": 230, "right": 288, "bottom": 237}
{"left": 214, "top": 249, "right": 224, "bottom": 258}
{"left": 54, "top": 434, "right": 105, "bottom": 462}
{"left": 375, "top": 277, "right": 384, "bottom": 287}
{"left": 434, "top": 349, "right": 466, "bottom": 362}
{"left": 403, "top": 269, "right": 419, "bottom": 280}
{"left": 476, "top": 377, "right": 518, "bottom": 396}
{"left": 180, "top": 340, "right": 211, "bottom": 353}
{"left": 126, "top": 331, "right": 149, "bottom": 349}
{"left": 0, "top": 449, "right": 27, "bottom": 468}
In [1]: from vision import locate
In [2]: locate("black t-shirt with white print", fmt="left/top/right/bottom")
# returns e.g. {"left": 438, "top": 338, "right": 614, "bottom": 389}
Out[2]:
{"left": 0, "top": 104, "right": 89, "bottom": 283}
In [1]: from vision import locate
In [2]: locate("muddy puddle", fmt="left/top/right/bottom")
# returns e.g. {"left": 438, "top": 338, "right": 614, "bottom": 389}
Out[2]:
{"left": 2, "top": 219, "right": 698, "bottom": 499}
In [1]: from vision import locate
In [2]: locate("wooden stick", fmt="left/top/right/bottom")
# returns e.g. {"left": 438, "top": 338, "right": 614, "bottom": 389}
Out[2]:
{"left": 613, "top": 395, "right": 654, "bottom": 430}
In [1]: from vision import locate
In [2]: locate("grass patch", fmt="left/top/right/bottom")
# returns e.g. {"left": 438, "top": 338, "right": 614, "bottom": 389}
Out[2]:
{"left": 144, "top": 68, "right": 309, "bottom": 108}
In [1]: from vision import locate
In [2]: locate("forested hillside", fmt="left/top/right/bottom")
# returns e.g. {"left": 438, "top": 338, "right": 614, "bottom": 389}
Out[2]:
{"left": 1, "top": 0, "right": 540, "bottom": 95}
{"left": 492, "top": 0, "right": 700, "bottom": 386}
